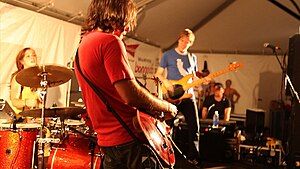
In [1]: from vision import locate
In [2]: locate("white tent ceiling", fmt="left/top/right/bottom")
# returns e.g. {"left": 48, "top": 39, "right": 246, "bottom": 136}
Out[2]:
{"left": 3, "top": 0, "right": 300, "bottom": 55}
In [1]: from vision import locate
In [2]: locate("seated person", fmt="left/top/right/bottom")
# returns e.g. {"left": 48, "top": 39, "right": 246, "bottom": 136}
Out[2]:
{"left": 202, "top": 83, "right": 231, "bottom": 121}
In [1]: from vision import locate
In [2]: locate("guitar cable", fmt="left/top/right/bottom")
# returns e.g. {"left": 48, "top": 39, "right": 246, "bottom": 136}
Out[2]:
{"left": 167, "top": 135, "right": 186, "bottom": 160}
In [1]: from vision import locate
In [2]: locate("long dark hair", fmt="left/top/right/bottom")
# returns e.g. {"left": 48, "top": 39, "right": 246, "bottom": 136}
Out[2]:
{"left": 82, "top": 0, "right": 137, "bottom": 34}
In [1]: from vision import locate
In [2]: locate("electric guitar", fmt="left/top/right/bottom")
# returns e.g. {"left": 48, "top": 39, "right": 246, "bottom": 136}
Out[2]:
{"left": 133, "top": 76, "right": 176, "bottom": 167}
{"left": 135, "top": 111, "right": 175, "bottom": 167}
{"left": 162, "top": 62, "right": 242, "bottom": 101}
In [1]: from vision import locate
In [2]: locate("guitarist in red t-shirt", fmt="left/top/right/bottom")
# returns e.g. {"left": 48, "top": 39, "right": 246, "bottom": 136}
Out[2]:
{"left": 75, "top": 1, "right": 177, "bottom": 168}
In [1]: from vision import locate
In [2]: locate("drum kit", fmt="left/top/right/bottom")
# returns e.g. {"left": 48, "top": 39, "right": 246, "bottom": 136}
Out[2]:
{"left": 0, "top": 65, "right": 102, "bottom": 169}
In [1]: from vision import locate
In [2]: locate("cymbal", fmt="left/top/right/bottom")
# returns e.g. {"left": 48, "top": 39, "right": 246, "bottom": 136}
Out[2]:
{"left": 16, "top": 65, "right": 73, "bottom": 88}
{"left": 20, "top": 107, "right": 85, "bottom": 119}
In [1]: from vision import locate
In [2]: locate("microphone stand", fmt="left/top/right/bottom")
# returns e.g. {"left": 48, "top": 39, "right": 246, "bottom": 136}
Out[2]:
{"left": 271, "top": 48, "right": 300, "bottom": 168}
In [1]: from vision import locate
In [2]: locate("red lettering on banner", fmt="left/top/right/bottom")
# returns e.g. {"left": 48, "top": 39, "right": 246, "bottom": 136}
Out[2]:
{"left": 134, "top": 65, "right": 154, "bottom": 74}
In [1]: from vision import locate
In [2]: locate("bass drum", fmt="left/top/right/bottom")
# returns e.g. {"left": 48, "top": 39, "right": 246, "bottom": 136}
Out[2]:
{"left": 0, "top": 123, "right": 39, "bottom": 169}
{"left": 47, "top": 132, "right": 102, "bottom": 169}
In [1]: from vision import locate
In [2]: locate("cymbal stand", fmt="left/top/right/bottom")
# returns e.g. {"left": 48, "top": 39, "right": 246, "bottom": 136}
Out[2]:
{"left": 60, "top": 117, "right": 67, "bottom": 141}
{"left": 36, "top": 70, "right": 49, "bottom": 169}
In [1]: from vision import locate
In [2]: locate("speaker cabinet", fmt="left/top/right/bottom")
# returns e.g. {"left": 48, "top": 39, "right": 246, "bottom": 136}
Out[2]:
{"left": 245, "top": 109, "right": 265, "bottom": 144}
{"left": 287, "top": 34, "right": 300, "bottom": 94}
{"left": 287, "top": 34, "right": 300, "bottom": 168}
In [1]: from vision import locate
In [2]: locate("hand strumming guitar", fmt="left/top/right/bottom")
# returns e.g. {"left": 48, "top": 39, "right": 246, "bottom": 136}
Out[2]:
{"left": 163, "top": 101, "right": 177, "bottom": 120}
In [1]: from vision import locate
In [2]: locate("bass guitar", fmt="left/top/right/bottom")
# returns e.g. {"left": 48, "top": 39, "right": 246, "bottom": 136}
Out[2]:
{"left": 162, "top": 62, "right": 242, "bottom": 101}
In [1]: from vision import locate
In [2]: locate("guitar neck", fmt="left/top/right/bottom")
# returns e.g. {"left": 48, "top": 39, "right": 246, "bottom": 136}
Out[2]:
{"left": 183, "top": 69, "right": 232, "bottom": 90}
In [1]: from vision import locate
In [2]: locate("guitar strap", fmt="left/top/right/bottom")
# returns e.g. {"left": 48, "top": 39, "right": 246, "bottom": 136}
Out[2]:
{"left": 187, "top": 52, "right": 198, "bottom": 75}
{"left": 187, "top": 52, "right": 200, "bottom": 138}
{"left": 75, "top": 52, "right": 140, "bottom": 142}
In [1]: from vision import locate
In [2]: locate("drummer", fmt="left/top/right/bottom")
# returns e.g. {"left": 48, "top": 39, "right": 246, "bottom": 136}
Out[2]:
{"left": 10, "top": 47, "right": 41, "bottom": 114}
{"left": 9, "top": 47, "right": 51, "bottom": 159}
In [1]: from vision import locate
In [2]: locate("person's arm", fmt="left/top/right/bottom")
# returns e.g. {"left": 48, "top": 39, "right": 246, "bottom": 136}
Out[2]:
{"left": 224, "top": 107, "right": 231, "bottom": 121}
{"left": 201, "top": 107, "right": 208, "bottom": 119}
{"left": 155, "top": 66, "right": 173, "bottom": 92}
{"left": 10, "top": 76, "right": 26, "bottom": 109}
{"left": 233, "top": 89, "right": 240, "bottom": 103}
{"left": 10, "top": 75, "right": 39, "bottom": 111}
{"left": 114, "top": 79, "right": 177, "bottom": 120}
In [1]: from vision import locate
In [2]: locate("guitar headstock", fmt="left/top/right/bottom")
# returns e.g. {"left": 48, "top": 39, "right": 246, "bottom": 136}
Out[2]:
{"left": 227, "top": 62, "right": 242, "bottom": 71}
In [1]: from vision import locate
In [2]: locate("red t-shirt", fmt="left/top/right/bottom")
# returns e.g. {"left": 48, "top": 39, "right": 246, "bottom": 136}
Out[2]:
{"left": 75, "top": 30, "right": 139, "bottom": 146}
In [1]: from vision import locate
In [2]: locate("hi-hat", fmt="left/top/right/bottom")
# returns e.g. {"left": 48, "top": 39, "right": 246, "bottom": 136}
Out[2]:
{"left": 20, "top": 107, "right": 85, "bottom": 119}
{"left": 16, "top": 65, "right": 73, "bottom": 88}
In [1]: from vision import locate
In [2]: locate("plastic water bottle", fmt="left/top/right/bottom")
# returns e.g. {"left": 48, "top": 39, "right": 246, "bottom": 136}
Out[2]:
{"left": 212, "top": 111, "right": 219, "bottom": 128}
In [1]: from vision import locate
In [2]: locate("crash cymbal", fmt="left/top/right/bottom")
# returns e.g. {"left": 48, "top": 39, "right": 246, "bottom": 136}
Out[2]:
{"left": 16, "top": 65, "right": 73, "bottom": 88}
{"left": 20, "top": 107, "right": 85, "bottom": 119}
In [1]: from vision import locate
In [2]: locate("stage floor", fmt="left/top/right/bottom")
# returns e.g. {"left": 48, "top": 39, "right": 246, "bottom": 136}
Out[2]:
{"left": 173, "top": 153, "right": 286, "bottom": 169}
{"left": 174, "top": 160, "right": 285, "bottom": 169}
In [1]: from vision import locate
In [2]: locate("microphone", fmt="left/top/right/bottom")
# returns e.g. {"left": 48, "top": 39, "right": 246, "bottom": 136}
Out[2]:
{"left": 263, "top": 43, "right": 281, "bottom": 50}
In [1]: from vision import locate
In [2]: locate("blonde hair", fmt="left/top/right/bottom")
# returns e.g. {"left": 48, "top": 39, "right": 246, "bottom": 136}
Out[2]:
{"left": 178, "top": 28, "right": 195, "bottom": 44}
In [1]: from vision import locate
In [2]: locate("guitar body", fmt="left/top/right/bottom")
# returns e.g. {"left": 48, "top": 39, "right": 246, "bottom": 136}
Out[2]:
{"left": 162, "top": 62, "right": 242, "bottom": 102}
{"left": 136, "top": 111, "right": 175, "bottom": 167}
{"left": 162, "top": 74, "right": 194, "bottom": 100}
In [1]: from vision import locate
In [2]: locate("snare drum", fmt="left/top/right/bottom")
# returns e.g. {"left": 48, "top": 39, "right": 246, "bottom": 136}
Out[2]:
{"left": 0, "top": 123, "right": 39, "bottom": 169}
{"left": 47, "top": 133, "right": 102, "bottom": 169}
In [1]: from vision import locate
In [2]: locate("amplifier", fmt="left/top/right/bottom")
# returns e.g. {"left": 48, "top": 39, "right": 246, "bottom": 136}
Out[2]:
{"left": 238, "top": 144, "right": 282, "bottom": 166}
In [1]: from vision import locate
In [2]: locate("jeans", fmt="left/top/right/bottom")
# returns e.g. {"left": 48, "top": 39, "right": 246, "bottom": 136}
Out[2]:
{"left": 101, "top": 141, "right": 143, "bottom": 169}
{"left": 177, "top": 99, "right": 199, "bottom": 160}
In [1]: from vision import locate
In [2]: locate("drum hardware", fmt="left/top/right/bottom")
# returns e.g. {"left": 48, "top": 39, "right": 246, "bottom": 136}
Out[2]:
{"left": 36, "top": 137, "right": 60, "bottom": 144}
{"left": 16, "top": 65, "right": 73, "bottom": 169}
{"left": 68, "top": 125, "right": 99, "bottom": 169}
{"left": 12, "top": 116, "right": 25, "bottom": 131}
{"left": 71, "top": 101, "right": 85, "bottom": 108}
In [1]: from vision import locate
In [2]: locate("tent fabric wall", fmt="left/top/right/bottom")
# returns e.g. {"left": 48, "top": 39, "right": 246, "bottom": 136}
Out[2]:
{"left": 196, "top": 53, "right": 284, "bottom": 127}
{"left": 0, "top": 2, "right": 81, "bottom": 107}
{"left": 0, "top": 2, "right": 285, "bottom": 128}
